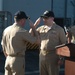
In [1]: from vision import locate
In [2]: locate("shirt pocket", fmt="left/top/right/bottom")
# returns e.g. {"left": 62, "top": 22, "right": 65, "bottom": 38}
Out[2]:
{"left": 48, "top": 30, "right": 58, "bottom": 38}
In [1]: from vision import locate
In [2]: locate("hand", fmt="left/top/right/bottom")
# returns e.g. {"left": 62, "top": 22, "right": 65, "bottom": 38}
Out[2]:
{"left": 58, "top": 59, "right": 64, "bottom": 65}
{"left": 34, "top": 17, "right": 41, "bottom": 27}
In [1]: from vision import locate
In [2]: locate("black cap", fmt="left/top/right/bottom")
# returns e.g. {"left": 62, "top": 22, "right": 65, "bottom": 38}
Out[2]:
{"left": 14, "top": 11, "right": 28, "bottom": 19}
{"left": 41, "top": 10, "right": 54, "bottom": 18}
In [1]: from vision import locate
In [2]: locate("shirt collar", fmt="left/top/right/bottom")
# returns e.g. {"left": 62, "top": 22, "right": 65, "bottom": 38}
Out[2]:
{"left": 44, "top": 22, "right": 56, "bottom": 30}
{"left": 13, "top": 23, "right": 23, "bottom": 28}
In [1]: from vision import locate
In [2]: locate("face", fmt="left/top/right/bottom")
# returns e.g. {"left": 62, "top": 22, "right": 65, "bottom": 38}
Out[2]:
{"left": 42, "top": 17, "right": 54, "bottom": 25}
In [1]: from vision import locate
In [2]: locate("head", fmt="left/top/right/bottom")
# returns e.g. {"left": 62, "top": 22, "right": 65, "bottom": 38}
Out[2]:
{"left": 41, "top": 10, "right": 54, "bottom": 25}
{"left": 14, "top": 11, "right": 28, "bottom": 27}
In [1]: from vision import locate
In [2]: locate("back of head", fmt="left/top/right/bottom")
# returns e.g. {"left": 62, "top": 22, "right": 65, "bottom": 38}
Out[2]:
{"left": 14, "top": 11, "right": 28, "bottom": 21}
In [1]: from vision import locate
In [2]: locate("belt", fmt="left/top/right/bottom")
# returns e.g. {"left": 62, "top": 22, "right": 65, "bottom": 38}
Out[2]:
{"left": 8, "top": 54, "right": 25, "bottom": 57}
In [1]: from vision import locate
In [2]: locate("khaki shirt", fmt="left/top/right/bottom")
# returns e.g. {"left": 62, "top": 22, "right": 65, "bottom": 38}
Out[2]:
{"left": 37, "top": 23, "right": 67, "bottom": 55}
{"left": 1, "top": 23, "right": 37, "bottom": 56}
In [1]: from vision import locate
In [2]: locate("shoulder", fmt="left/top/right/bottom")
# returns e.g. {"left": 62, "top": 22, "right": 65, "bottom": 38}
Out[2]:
{"left": 69, "top": 25, "right": 75, "bottom": 31}
{"left": 54, "top": 23, "right": 64, "bottom": 31}
{"left": 55, "top": 24, "right": 63, "bottom": 28}
{"left": 68, "top": 26, "right": 75, "bottom": 36}
{"left": 68, "top": 25, "right": 75, "bottom": 33}
{"left": 3, "top": 25, "right": 12, "bottom": 33}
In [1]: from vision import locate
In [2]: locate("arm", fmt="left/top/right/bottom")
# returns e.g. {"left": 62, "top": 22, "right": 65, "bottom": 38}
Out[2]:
{"left": 1, "top": 39, "right": 8, "bottom": 57}
{"left": 56, "top": 43, "right": 75, "bottom": 62}
{"left": 27, "top": 19, "right": 40, "bottom": 45}
{"left": 59, "top": 27, "right": 67, "bottom": 44}
{"left": 29, "top": 17, "right": 41, "bottom": 35}
{"left": 3, "top": 49, "right": 8, "bottom": 57}
{"left": 56, "top": 43, "right": 75, "bottom": 57}
{"left": 66, "top": 43, "right": 75, "bottom": 57}
{"left": 28, "top": 18, "right": 41, "bottom": 45}
{"left": 34, "top": 17, "right": 41, "bottom": 28}
{"left": 56, "top": 44, "right": 70, "bottom": 57}
{"left": 29, "top": 19, "right": 39, "bottom": 36}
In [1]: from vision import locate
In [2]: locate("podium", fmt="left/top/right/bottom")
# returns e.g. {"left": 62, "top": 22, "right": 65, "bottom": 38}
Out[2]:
{"left": 56, "top": 43, "right": 75, "bottom": 75}
{"left": 65, "top": 60, "right": 75, "bottom": 75}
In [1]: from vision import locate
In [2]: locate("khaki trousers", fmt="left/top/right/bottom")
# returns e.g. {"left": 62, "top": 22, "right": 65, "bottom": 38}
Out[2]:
{"left": 39, "top": 52, "right": 59, "bottom": 75}
{"left": 5, "top": 56, "right": 25, "bottom": 75}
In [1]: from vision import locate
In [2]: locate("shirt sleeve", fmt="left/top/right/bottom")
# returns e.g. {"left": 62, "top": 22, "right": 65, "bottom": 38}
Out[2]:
{"left": 1, "top": 32, "right": 6, "bottom": 51}
{"left": 19, "top": 30, "right": 37, "bottom": 44}
{"left": 59, "top": 27, "right": 67, "bottom": 44}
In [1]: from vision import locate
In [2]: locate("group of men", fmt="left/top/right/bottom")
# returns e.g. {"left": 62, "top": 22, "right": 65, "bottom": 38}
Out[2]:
{"left": 1, "top": 10, "right": 74, "bottom": 75}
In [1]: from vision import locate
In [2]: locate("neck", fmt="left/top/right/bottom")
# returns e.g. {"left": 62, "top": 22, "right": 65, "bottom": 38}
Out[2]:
{"left": 15, "top": 21, "right": 23, "bottom": 27}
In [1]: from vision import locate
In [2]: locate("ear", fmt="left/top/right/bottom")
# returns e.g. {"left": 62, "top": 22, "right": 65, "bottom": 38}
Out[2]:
{"left": 52, "top": 17, "right": 54, "bottom": 20}
{"left": 21, "top": 19, "right": 25, "bottom": 22}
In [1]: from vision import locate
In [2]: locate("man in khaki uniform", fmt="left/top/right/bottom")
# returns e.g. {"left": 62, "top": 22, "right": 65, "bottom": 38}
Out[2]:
{"left": 1, "top": 11, "right": 40, "bottom": 75}
{"left": 31, "top": 10, "right": 67, "bottom": 75}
